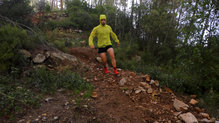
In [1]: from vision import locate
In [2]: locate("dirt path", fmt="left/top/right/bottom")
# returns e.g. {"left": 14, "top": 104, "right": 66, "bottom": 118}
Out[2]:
{"left": 12, "top": 47, "right": 206, "bottom": 123}
{"left": 68, "top": 47, "right": 176, "bottom": 122}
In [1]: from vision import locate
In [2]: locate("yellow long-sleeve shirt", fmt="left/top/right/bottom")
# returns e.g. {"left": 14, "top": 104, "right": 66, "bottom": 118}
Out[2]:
{"left": 88, "top": 15, "right": 119, "bottom": 48}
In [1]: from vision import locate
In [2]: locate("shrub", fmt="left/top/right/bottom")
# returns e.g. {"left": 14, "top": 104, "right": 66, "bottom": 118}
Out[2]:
{"left": 0, "top": 25, "right": 33, "bottom": 72}
{"left": 0, "top": 0, "right": 33, "bottom": 26}
{"left": 44, "top": 18, "right": 76, "bottom": 30}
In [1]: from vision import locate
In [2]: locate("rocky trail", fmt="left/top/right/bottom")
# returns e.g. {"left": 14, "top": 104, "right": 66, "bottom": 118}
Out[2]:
{"left": 8, "top": 45, "right": 217, "bottom": 123}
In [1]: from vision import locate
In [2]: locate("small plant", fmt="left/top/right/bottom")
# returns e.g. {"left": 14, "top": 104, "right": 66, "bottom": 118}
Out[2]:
{"left": 30, "top": 67, "right": 93, "bottom": 94}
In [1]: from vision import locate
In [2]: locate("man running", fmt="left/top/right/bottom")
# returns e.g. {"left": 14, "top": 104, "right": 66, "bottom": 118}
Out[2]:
{"left": 88, "top": 14, "right": 120, "bottom": 75}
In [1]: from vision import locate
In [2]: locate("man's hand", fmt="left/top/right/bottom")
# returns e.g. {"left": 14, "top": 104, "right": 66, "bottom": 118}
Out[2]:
{"left": 117, "top": 42, "right": 120, "bottom": 47}
{"left": 90, "top": 45, "right": 95, "bottom": 49}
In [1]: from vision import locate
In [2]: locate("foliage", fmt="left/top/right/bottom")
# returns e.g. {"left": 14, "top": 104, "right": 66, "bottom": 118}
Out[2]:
{"left": 0, "top": 25, "right": 34, "bottom": 72}
{"left": 29, "top": 67, "right": 93, "bottom": 94}
{"left": 44, "top": 18, "right": 75, "bottom": 30}
{"left": 0, "top": 0, "right": 33, "bottom": 25}
{"left": 36, "top": 0, "right": 51, "bottom": 12}
{"left": 0, "top": 75, "right": 40, "bottom": 118}
{"left": 0, "top": 66, "right": 93, "bottom": 119}
{"left": 1, "top": 0, "right": 218, "bottom": 118}
{"left": 66, "top": 0, "right": 97, "bottom": 30}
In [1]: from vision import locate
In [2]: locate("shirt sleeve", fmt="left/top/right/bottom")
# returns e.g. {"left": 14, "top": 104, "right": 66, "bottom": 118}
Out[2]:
{"left": 109, "top": 26, "right": 119, "bottom": 43}
{"left": 88, "top": 27, "right": 97, "bottom": 46}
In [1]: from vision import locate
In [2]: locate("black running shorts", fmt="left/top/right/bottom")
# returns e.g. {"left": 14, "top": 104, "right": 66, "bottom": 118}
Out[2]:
{"left": 98, "top": 45, "right": 113, "bottom": 53}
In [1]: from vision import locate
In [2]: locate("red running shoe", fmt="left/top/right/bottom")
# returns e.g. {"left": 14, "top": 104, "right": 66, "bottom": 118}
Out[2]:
{"left": 104, "top": 67, "right": 109, "bottom": 74}
{"left": 114, "top": 69, "right": 119, "bottom": 75}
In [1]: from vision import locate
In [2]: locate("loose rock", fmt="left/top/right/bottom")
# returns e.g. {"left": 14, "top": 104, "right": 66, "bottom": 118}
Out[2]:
{"left": 20, "top": 49, "right": 31, "bottom": 58}
{"left": 42, "top": 116, "right": 47, "bottom": 121}
{"left": 96, "top": 57, "right": 102, "bottom": 63}
{"left": 135, "top": 88, "right": 142, "bottom": 94}
{"left": 194, "top": 107, "right": 203, "bottom": 113}
{"left": 65, "top": 102, "right": 69, "bottom": 106}
{"left": 145, "top": 74, "right": 150, "bottom": 82}
{"left": 18, "top": 119, "right": 25, "bottom": 123}
{"left": 150, "top": 80, "right": 155, "bottom": 84}
{"left": 83, "top": 105, "right": 88, "bottom": 108}
{"left": 140, "top": 82, "right": 151, "bottom": 89}
{"left": 179, "top": 112, "right": 198, "bottom": 123}
{"left": 176, "top": 120, "right": 182, "bottom": 123}
{"left": 130, "top": 72, "right": 136, "bottom": 77}
{"left": 45, "top": 97, "right": 53, "bottom": 102}
{"left": 165, "top": 87, "right": 173, "bottom": 93}
{"left": 189, "top": 99, "right": 199, "bottom": 105}
{"left": 174, "top": 111, "right": 182, "bottom": 116}
{"left": 199, "top": 118, "right": 215, "bottom": 123}
{"left": 173, "top": 99, "right": 189, "bottom": 111}
{"left": 125, "top": 90, "right": 132, "bottom": 95}
{"left": 33, "top": 54, "right": 46, "bottom": 63}
{"left": 91, "top": 91, "right": 98, "bottom": 98}
{"left": 200, "top": 112, "right": 210, "bottom": 119}
{"left": 147, "top": 88, "right": 153, "bottom": 94}
{"left": 138, "top": 86, "right": 146, "bottom": 92}
{"left": 154, "top": 80, "right": 159, "bottom": 86}
{"left": 53, "top": 116, "right": 59, "bottom": 121}
{"left": 190, "top": 95, "right": 197, "bottom": 98}
{"left": 119, "top": 78, "right": 127, "bottom": 86}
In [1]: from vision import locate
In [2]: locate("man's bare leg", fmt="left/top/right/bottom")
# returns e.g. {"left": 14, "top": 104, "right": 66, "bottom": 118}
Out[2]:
{"left": 107, "top": 48, "right": 116, "bottom": 68}
{"left": 107, "top": 48, "right": 119, "bottom": 74}
{"left": 100, "top": 52, "right": 108, "bottom": 73}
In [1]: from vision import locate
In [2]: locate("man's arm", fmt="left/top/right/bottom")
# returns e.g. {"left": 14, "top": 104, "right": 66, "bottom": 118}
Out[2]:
{"left": 88, "top": 28, "right": 96, "bottom": 48}
{"left": 109, "top": 26, "right": 120, "bottom": 46}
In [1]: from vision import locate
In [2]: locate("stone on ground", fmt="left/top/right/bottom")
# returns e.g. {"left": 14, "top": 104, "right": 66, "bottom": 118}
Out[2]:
{"left": 200, "top": 112, "right": 210, "bottom": 119}
{"left": 173, "top": 99, "right": 189, "bottom": 111}
{"left": 33, "top": 53, "right": 46, "bottom": 63}
{"left": 91, "top": 91, "right": 98, "bottom": 98}
{"left": 119, "top": 77, "right": 127, "bottom": 86}
{"left": 145, "top": 74, "right": 150, "bottom": 82}
{"left": 147, "top": 88, "right": 153, "bottom": 94}
{"left": 96, "top": 57, "right": 102, "bottom": 63}
{"left": 178, "top": 112, "right": 198, "bottom": 123}
{"left": 20, "top": 49, "right": 31, "bottom": 58}
{"left": 189, "top": 99, "right": 199, "bottom": 105}
{"left": 154, "top": 80, "right": 159, "bottom": 86}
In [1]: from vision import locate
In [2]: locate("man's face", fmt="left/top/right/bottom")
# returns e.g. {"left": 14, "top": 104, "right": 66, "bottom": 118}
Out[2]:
{"left": 101, "top": 19, "right": 106, "bottom": 25}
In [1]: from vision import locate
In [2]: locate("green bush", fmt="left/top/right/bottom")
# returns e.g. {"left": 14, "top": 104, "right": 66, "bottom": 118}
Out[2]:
{"left": 0, "top": 25, "right": 34, "bottom": 72}
{"left": 199, "top": 92, "right": 219, "bottom": 118}
{"left": 44, "top": 19, "right": 76, "bottom": 30}
{"left": 0, "top": 0, "right": 33, "bottom": 26}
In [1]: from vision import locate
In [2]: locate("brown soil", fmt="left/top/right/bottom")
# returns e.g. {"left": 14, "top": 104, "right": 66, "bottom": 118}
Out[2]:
{"left": 1, "top": 47, "right": 209, "bottom": 123}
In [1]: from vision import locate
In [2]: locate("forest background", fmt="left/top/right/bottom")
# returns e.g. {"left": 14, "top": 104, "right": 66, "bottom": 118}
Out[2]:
{"left": 0, "top": 0, "right": 218, "bottom": 118}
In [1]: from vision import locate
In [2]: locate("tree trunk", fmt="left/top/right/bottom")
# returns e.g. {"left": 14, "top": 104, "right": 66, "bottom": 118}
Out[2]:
{"left": 51, "top": 0, "right": 54, "bottom": 10}
{"left": 60, "top": 0, "right": 63, "bottom": 10}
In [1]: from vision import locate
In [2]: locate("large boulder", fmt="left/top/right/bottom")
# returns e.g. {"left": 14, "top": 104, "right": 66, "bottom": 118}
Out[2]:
{"left": 50, "top": 52, "right": 77, "bottom": 63}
